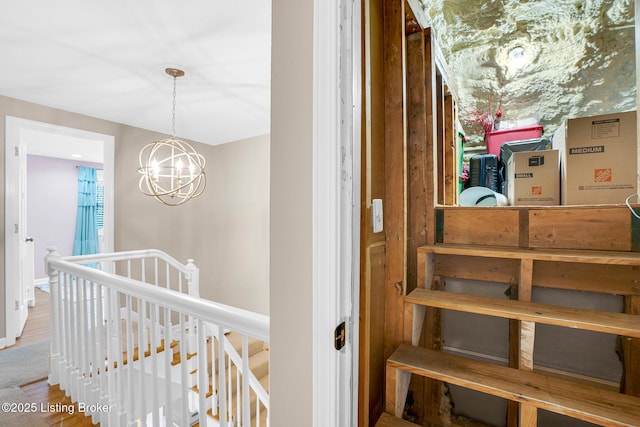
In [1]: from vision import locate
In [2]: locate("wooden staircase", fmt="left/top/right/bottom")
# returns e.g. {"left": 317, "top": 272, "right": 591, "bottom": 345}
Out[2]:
{"left": 190, "top": 331, "right": 270, "bottom": 427}
{"left": 46, "top": 248, "right": 270, "bottom": 426}
{"left": 376, "top": 243, "right": 640, "bottom": 427}
{"left": 78, "top": 330, "right": 269, "bottom": 426}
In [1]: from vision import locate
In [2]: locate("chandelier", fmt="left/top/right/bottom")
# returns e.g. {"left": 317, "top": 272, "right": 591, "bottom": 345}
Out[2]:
{"left": 138, "top": 68, "right": 206, "bottom": 206}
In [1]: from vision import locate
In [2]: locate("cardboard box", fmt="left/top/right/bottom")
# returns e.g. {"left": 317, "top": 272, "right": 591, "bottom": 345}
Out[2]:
{"left": 553, "top": 111, "right": 636, "bottom": 205}
{"left": 506, "top": 149, "right": 559, "bottom": 206}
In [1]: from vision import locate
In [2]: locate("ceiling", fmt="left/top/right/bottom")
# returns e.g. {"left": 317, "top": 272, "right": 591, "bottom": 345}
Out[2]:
{"left": 415, "top": 0, "right": 636, "bottom": 148}
{"left": 2, "top": 1, "right": 634, "bottom": 155}
{"left": 21, "top": 124, "right": 106, "bottom": 163}
{"left": 0, "top": 1, "right": 271, "bottom": 147}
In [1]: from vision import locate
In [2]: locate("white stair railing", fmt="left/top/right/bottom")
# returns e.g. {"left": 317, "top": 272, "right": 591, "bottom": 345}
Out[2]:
{"left": 202, "top": 324, "right": 270, "bottom": 427}
{"left": 46, "top": 247, "right": 269, "bottom": 427}
{"left": 54, "top": 248, "right": 200, "bottom": 353}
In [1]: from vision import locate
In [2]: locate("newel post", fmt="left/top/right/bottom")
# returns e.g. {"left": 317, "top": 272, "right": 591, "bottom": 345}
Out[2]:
{"left": 46, "top": 247, "right": 62, "bottom": 385}
{"left": 186, "top": 259, "right": 200, "bottom": 298}
{"left": 186, "top": 259, "right": 200, "bottom": 352}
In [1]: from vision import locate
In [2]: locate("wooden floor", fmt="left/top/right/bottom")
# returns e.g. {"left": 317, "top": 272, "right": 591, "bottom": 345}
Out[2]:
{"left": 12, "top": 288, "right": 51, "bottom": 349}
{"left": 1, "top": 288, "right": 97, "bottom": 426}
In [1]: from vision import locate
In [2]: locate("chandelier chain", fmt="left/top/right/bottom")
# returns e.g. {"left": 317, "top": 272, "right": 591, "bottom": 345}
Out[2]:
{"left": 138, "top": 67, "right": 206, "bottom": 206}
{"left": 171, "top": 75, "right": 177, "bottom": 137}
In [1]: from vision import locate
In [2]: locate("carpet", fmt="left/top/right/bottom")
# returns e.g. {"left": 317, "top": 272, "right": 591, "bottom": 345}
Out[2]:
{"left": 0, "top": 340, "right": 49, "bottom": 389}
{"left": 0, "top": 341, "right": 50, "bottom": 426}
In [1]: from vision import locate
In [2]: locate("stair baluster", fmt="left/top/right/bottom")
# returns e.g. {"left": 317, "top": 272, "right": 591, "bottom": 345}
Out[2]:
{"left": 46, "top": 247, "right": 270, "bottom": 426}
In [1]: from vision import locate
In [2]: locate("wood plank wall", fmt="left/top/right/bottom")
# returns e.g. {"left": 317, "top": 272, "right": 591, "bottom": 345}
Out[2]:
{"left": 405, "top": 10, "right": 435, "bottom": 420}
{"left": 382, "top": 0, "right": 407, "bottom": 367}
{"left": 362, "top": 1, "right": 460, "bottom": 424}
{"left": 358, "top": 0, "right": 388, "bottom": 425}
{"left": 361, "top": 0, "right": 640, "bottom": 424}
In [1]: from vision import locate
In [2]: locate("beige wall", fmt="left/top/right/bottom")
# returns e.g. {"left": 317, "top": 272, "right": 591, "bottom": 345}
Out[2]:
{"left": 270, "top": 0, "right": 314, "bottom": 426}
{"left": 205, "top": 134, "right": 270, "bottom": 314}
{"left": 1, "top": 95, "right": 270, "bottom": 338}
{"left": 114, "top": 129, "right": 270, "bottom": 315}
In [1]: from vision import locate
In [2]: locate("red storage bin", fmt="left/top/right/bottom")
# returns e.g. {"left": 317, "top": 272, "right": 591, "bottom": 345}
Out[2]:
{"left": 485, "top": 125, "right": 543, "bottom": 158}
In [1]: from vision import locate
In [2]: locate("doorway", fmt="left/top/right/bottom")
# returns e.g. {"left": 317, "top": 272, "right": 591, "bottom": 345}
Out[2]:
{"left": 3, "top": 116, "right": 114, "bottom": 348}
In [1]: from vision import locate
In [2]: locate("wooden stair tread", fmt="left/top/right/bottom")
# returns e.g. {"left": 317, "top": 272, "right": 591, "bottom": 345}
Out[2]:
{"left": 374, "top": 413, "right": 420, "bottom": 427}
{"left": 417, "top": 243, "right": 640, "bottom": 265}
{"left": 388, "top": 344, "right": 640, "bottom": 426}
{"left": 116, "top": 339, "right": 174, "bottom": 367}
{"left": 171, "top": 350, "right": 197, "bottom": 366}
{"left": 407, "top": 288, "right": 640, "bottom": 338}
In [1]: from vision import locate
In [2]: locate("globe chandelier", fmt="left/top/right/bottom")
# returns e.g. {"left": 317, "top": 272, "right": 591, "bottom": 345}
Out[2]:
{"left": 138, "top": 68, "right": 206, "bottom": 206}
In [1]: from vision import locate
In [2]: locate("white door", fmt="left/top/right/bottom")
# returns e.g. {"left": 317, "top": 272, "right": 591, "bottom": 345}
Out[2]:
{"left": 4, "top": 121, "right": 29, "bottom": 346}
{"left": 4, "top": 116, "right": 115, "bottom": 348}
{"left": 16, "top": 142, "right": 31, "bottom": 333}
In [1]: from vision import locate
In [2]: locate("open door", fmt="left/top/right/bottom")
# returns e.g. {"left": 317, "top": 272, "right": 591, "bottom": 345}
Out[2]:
{"left": 4, "top": 116, "right": 115, "bottom": 349}
{"left": 16, "top": 141, "right": 31, "bottom": 333}
{"left": 4, "top": 119, "right": 30, "bottom": 346}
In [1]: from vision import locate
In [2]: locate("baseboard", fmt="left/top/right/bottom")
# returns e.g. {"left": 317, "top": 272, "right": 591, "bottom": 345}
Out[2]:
{"left": 34, "top": 277, "right": 48, "bottom": 287}
{"left": 0, "top": 337, "right": 6, "bottom": 350}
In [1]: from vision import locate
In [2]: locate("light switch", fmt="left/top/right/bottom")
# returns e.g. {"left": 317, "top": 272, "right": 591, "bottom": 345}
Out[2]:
{"left": 372, "top": 199, "right": 383, "bottom": 233}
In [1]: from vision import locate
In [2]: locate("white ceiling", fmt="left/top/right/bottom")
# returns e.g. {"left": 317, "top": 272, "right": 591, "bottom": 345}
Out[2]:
{"left": 0, "top": 1, "right": 271, "bottom": 147}
{"left": 23, "top": 128, "right": 105, "bottom": 163}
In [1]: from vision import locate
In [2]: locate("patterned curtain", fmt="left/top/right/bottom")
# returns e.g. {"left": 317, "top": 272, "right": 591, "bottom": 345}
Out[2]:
{"left": 72, "top": 166, "right": 99, "bottom": 256}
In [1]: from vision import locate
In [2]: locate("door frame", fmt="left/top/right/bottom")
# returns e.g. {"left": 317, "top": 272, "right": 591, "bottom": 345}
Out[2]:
{"left": 313, "top": 0, "right": 361, "bottom": 425}
{"left": 3, "top": 116, "right": 115, "bottom": 348}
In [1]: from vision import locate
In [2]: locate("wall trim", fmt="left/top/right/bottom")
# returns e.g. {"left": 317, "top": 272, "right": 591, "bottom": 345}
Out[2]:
{"left": 313, "top": 0, "right": 361, "bottom": 425}
{"left": 4, "top": 116, "right": 115, "bottom": 343}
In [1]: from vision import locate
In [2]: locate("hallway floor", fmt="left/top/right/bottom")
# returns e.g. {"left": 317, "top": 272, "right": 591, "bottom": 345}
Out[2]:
{"left": 1, "top": 288, "right": 96, "bottom": 426}
{"left": 10, "top": 288, "right": 50, "bottom": 349}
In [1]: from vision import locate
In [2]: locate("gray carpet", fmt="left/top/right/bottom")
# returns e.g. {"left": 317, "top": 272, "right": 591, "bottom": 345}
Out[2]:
{"left": 0, "top": 341, "right": 50, "bottom": 426}
{"left": 0, "top": 340, "right": 50, "bottom": 388}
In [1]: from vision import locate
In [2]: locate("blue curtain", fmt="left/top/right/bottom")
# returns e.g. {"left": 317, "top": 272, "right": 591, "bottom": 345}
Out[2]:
{"left": 72, "top": 166, "right": 99, "bottom": 256}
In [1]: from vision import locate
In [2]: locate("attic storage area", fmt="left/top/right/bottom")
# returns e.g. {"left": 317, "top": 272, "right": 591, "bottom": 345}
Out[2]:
{"left": 359, "top": 1, "right": 640, "bottom": 427}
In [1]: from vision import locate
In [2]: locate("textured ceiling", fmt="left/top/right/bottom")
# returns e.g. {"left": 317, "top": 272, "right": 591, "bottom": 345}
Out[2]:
{"left": 417, "top": 0, "right": 636, "bottom": 147}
